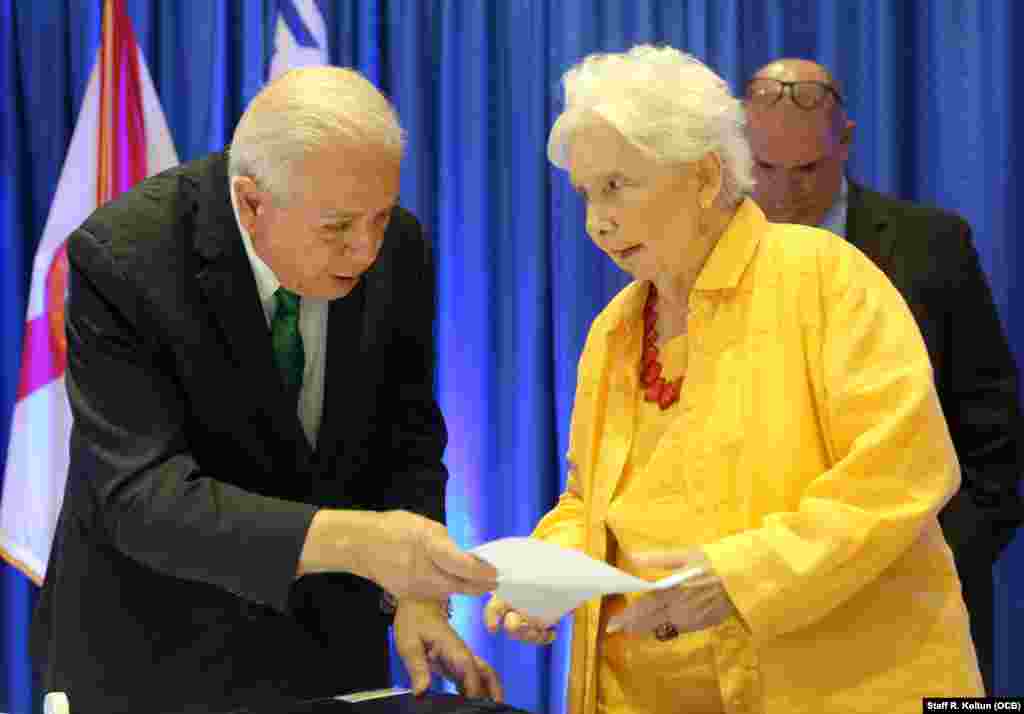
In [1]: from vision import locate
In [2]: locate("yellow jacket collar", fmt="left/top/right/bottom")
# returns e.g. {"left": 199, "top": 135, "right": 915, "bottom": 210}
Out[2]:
{"left": 694, "top": 197, "right": 765, "bottom": 292}
{"left": 602, "top": 198, "right": 766, "bottom": 337}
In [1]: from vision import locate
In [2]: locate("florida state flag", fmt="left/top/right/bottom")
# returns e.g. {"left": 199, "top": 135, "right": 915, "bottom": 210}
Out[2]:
{"left": 0, "top": 0, "right": 178, "bottom": 583}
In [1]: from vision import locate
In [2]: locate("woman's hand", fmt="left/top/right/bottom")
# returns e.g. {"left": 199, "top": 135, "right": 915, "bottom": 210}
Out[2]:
{"left": 484, "top": 596, "right": 557, "bottom": 646}
{"left": 606, "top": 548, "right": 739, "bottom": 638}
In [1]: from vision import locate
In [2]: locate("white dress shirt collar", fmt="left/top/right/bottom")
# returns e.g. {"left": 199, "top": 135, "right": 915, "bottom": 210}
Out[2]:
{"left": 819, "top": 175, "right": 850, "bottom": 238}
{"left": 226, "top": 176, "right": 329, "bottom": 447}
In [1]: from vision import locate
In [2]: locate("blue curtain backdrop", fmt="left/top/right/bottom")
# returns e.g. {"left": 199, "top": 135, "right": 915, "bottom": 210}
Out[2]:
{"left": 2, "top": 1, "right": 1022, "bottom": 712}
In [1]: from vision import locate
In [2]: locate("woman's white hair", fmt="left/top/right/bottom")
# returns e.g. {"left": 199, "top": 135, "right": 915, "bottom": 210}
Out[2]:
{"left": 548, "top": 45, "right": 754, "bottom": 205}
{"left": 229, "top": 66, "right": 405, "bottom": 203}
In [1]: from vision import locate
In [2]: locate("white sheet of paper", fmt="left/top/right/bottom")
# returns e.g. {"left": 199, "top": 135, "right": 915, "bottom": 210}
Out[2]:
{"left": 336, "top": 688, "right": 412, "bottom": 703}
{"left": 472, "top": 537, "right": 703, "bottom": 622}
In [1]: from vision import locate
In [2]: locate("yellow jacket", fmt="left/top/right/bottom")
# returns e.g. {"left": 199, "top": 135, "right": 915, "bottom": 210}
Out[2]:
{"left": 533, "top": 200, "right": 983, "bottom": 714}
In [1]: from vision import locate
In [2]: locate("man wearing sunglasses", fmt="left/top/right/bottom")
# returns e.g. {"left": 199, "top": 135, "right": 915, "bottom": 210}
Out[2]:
{"left": 744, "top": 58, "right": 1022, "bottom": 694}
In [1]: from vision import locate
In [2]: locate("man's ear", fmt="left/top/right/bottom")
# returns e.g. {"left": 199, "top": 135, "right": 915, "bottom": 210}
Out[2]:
{"left": 232, "top": 176, "right": 266, "bottom": 232}
{"left": 837, "top": 119, "right": 856, "bottom": 162}
{"left": 840, "top": 119, "right": 856, "bottom": 146}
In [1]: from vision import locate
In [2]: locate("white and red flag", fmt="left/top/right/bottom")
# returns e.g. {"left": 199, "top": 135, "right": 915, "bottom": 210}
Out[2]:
{"left": 0, "top": 0, "right": 178, "bottom": 583}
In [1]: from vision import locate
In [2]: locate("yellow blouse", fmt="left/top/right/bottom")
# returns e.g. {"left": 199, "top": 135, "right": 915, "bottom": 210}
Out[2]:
{"left": 533, "top": 199, "right": 982, "bottom": 714}
{"left": 598, "top": 333, "right": 726, "bottom": 714}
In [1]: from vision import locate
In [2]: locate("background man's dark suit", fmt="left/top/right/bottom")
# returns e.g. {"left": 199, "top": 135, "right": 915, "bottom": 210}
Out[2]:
{"left": 31, "top": 151, "right": 449, "bottom": 714}
{"left": 845, "top": 181, "right": 1022, "bottom": 692}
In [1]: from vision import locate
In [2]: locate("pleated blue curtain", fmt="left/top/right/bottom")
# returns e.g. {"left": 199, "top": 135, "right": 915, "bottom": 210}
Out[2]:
{"left": 2, "top": 2, "right": 1022, "bottom": 712}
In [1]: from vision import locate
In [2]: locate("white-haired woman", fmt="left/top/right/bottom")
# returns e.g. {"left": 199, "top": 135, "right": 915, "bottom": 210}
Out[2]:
{"left": 486, "top": 46, "right": 982, "bottom": 713}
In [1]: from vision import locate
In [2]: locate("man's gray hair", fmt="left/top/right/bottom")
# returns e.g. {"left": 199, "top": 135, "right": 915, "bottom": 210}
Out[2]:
{"left": 548, "top": 45, "right": 754, "bottom": 205}
{"left": 229, "top": 66, "right": 405, "bottom": 203}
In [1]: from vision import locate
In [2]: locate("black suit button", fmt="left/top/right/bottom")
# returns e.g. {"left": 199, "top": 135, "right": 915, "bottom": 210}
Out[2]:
{"left": 240, "top": 600, "right": 277, "bottom": 620}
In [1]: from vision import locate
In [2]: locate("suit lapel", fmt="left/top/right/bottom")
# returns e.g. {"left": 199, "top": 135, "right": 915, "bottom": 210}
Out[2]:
{"left": 312, "top": 265, "right": 383, "bottom": 500}
{"left": 845, "top": 180, "right": 897, "bottom": 273}
{"left": 316, "top": 280, "right": 367, "bottom": 454}
{"left": 190, "top": 153, "right": 314, "bottom": 475}
{"left": 593, "top": 292, "right": 644, "bottom": 513}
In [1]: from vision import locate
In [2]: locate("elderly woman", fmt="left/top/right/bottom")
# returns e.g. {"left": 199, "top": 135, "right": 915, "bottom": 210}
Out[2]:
{"left": 485, "top": 46, "right": 983, "bottom": 713}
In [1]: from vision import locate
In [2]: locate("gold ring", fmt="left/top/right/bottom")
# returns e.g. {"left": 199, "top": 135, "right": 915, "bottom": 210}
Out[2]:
{"left": 654, "top": 622, "right": 679, "bottom": 641}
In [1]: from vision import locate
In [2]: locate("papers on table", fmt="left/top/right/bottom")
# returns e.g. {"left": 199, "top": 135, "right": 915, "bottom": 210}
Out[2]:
{"left": 336, "top": 688, "right": 412, "bottom": 703}
{"left": 472, "top": 537, "right": 703, "bottom": 622}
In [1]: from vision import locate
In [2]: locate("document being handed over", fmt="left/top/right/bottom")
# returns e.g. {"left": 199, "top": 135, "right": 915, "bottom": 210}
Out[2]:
{"left": 471, "top": 537, "right": 704, "bottom": 622}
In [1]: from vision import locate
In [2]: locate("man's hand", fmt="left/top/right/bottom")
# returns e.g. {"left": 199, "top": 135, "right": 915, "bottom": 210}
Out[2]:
{"left": 298, "top": 510, "right": 498, "bottom": 601}
{"left": 394, "top": 599, "right": 503, "bottom": 701}
{"left": 483, "top": 596, "right": 557, "bottom": 646}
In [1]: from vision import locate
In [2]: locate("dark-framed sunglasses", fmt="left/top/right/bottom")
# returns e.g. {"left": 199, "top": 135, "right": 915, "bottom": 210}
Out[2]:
{"left": 745, "top": 77, "right": 844, "bottom": 110}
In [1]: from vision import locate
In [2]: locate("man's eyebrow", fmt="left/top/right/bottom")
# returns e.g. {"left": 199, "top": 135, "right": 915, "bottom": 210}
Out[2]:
{"left": 320, "top": 201, "right": 399, "bottom": 220}
{"left": 754, "top": 157, "right": 822, "bottom": 170}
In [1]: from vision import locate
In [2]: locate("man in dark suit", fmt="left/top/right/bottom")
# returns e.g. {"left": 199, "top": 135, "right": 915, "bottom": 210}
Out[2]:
{"left": 744, "top": 58, "right": 1022, "bottom": 693}
{"left": 32, "top": 67, "right": 502, "bottom": 714}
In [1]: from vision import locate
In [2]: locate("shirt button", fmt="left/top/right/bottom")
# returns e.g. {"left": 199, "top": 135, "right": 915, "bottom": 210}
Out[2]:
{"left": 730, "top": 694, "right": 749, "bottom": 711}
{"left": 722, "top": 620, "right": 742, "bottom": 636}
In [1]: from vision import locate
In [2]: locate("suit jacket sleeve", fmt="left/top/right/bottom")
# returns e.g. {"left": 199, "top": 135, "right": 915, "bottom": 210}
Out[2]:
{"left": 937, "top": 221, "right": 1023, "bottom": 557}
{"left": 704, "top": 247, "right": 960, "bottom": 640}
{"left": 65, "top": 226, "right": 317, "bottom": 613}
{"left": 370, "top": 220, "right": 448, "bottom": 525}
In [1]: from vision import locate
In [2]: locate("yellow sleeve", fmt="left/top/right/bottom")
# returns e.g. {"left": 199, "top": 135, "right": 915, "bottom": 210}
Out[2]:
{"left": 703, "top": 246, "right": 959, "bottom": 641}
{"left": 531, "top": 456, "right": 585, "bottom": 551}
{"left": 531, "top": 308, "right": 611, "bottom": 552}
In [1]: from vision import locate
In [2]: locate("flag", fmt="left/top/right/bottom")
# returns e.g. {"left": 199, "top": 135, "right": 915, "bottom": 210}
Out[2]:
{"left": 0, "top": 0, "right": 178, "bottom": 584}
{"left": 268, "top": 0, "right": 329, "bottom": 80}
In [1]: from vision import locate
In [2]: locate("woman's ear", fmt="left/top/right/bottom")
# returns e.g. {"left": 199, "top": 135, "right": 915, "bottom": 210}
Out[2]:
{"left": 696, "top": 152, "right": 724, "bottom": 208}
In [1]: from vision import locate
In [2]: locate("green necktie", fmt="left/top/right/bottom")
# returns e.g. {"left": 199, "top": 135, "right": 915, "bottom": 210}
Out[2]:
{"left": 271, "top": 287, "right": 305, "bottom": 398}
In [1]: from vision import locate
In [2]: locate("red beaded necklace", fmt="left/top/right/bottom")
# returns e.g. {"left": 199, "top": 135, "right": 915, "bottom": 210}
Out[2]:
{"left": 640, "top": 286, "right": 684, "bottom": 410}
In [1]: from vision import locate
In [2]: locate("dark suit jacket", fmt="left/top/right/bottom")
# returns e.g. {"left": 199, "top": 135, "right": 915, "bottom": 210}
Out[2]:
{"left": 845, "top": 181, "right": 1022, "bottom": 691}
{"left": 31, "top": 152, "right": 449, "bottom": 714}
